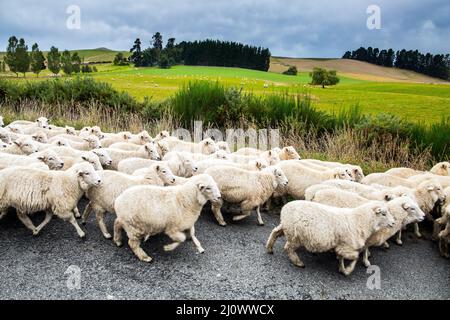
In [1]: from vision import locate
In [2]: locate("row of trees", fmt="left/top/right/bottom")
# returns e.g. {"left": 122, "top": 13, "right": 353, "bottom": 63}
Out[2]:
{"left": 3, "top": 36, "right": 97, "bottom": 77}
{"left": 177, "top": 39, "right": 271, "bottom": 71}
{"left": 343, "top": 47, "right": 450, "bottom": 80}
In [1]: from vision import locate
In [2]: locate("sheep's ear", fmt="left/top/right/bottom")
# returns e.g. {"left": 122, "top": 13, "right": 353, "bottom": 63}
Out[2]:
{"left": 333, "top": 173, "right": 339, "bottom": 179}
{"left": 442, "top": 164, "right": 447, "bottom": 169}
{"left": 81, "top": 156, "right": 88, "bottom": 161}
{"left": 37, "top": 156, "right": 45, "bottom": 161}
{"left": 402, "top": 203, "right": 410, "bottom": 210}
{"left": 384, "top": 194, "right": 392, "bottom": 201}
{"left": 375, "top": 207, "right": 383, "bottom": 214}
{"left": 255, "top": 161, "right": 262, "bottom": 169}
{"left": 268, "top": 150, "right": 272, "bottom": 156}
{"left": 83, "top": 137, "right": 90, "bottom": 142}
{"left": 57, "top": 141, "right": 64, "bottom": 146}
{"left": 13, "top": 140, "right": 21, "bottom": 147}
{"left": 140, "top": 135, "right": 145, "bottom": 140}
{"left": 77, "top": 171, "right": 84, "bottom": 177}
{"left": 427, "top": 185, "right": 435, "bottom": 191}
{"left": 156, "top": 165, "right": 160, "bottom": 171}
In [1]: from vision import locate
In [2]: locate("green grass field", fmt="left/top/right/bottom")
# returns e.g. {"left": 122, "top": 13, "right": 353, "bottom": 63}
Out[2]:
{"left": 1, "top": 51, "right": 449, "bottom": 123}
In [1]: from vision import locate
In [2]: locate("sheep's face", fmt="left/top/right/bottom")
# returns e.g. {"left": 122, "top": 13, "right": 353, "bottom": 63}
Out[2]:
{"left": 269, "top": 166, "right": 288, "bottom": 188}
{"left": 138, "top": 131, "right": 152, "bottom": 144}
{"left": 196, "top": 175, "right": 221, "bottom": 204}
{"left": 155, "top": 130, "right": 170, "bottom": 141}
{"left": 53, "top": 139, "right": 69, "bottom": 147}
{"left": 201, "top": 138, "right": 218, "bottom": 155}
{"left": 91, "top": 126, "right": 105, "bottom": 139}
{"left": 32, "top": 131, "right": 48, "bottom": 144}
{"left": 216, "top": 141, "right": 231, "bottom": 153}
{"left": 348, "top": 166, "right": 364, "bottom": 182}
{"left": 434, "top": 162, "right": 450, "bottom": 176}
{"left": 76, "top": 163, "right": 102, "bottom": 190}
{"left": 92, "top": 149, "right": 112, "bottom": 166}
{"left": 213, "top": 150, "right": 230, "bottom": 160}
{"left": 14, "top": 138, "right": 38, "bottom": 154}
{"left": 400, "top": 197, "right": 425, "bottom": 225}
{"left": 281, "top": 146, "right": 301, "bottom": 160}
{"left": 373, "top": 205, "right": 395, "bottom": 230}
{"left": 155, "top": 164, "right": 176, "bottom": 185}
{"left": 83, "top": 135, "right": 102, "bottom": 149}
{"left": 7, "top": 125, "right": 23, "bottom": 134}
{"left": 38, "top": 151, "right": 64, "bottom": 170}
{"left": 81, "top": 153, "right": 103, "bottom": 171}
{"left": 118, "top": 131, "right": 132, "bottom": 141}
{"left": 333, "top": 167, "right": 353, "bottom": 181}
{"left": 0, "top": 116, "right": 4, "bottom": 127}
{"left": 157, "top": 141, "right": 170, "bottom": 156}
{"left": 265, "top": 150, "right": 281, "bottom": 165}
{"left": 144, "top": 142, "right": 160, "bottom": 160}
{"left": 0, "top": 129, "right": 11, "bottom": 144}
{"left": 424, "top": 182, "right": 446, "bottom": 205}
{"left": 178, "top": 154, "right": 197, "bottom": 177}
{"left": 65, "top": 126, "right": 76, "bottom": 135}
{"left": 36, "top": 117, "right": 49, "bottom": 129}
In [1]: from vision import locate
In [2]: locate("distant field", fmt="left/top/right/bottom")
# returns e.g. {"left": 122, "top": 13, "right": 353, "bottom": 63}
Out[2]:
{"left": 1, "top": 49, "right": 449, "bottom": 123}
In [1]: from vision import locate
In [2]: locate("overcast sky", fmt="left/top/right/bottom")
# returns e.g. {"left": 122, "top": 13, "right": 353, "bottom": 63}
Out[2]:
{"left": 1, "top": 0, "right": 449, "bottom": 57}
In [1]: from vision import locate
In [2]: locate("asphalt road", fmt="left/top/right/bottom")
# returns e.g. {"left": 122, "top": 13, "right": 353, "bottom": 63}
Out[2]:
{"left": 0, "top": 199, "right": 448, "bottom": 300}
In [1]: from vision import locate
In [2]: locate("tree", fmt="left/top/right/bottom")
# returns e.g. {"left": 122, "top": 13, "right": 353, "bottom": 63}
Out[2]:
{"left": 152, "top": 32, "right": 163, "bottom": 51}
{"left": 0, "top": 61, "right": 5, "bottom": 72}
{"left": 14, "top": 38, "right": 30, "bottom": 77}
{"left": 4, "top": 36, "right": 19, "bottom": 76}
{"left": 47, "top": 46, "right": 61, "bottom": 75}
{"left": 130, "top": 38, "right": 143, "bottom": 66}
{"left": 309, "top": 67, "right": 340, "bottom": 88}
{"left": 30, "top": 43, "right": 46, "bottom": 77}
{"left": 113, "top": 52, "right": 129, "bottom": 66}
{"left": 166, "top": 38, "right": 175, "bottom": 50}
{"left": 71, "top": 52, "right": 81, "bottom": 73}
{"left": 282, "top": 66, "right": 297, "bottom": 75}
{"left": 81, "top": 64, "right": 92, "bottom": 73}
{"left": 61, "top": 50, "right": 73, "bottom": 75}
{"left": 158, "top": 53, "right": 173, "bottom": 69}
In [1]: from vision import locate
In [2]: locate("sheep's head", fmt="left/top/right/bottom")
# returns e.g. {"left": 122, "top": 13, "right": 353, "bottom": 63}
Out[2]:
{"left": 177, "top": 153, "right": 198, "bottom": 177}
{"left": 216, "top": 141, "right": 231, "bottom": 153}
{"left": 74, "top": 163, "right": 102, "bottom": 190}
{"left": 398, "top": 196, "right": 425, "bottom": 226}
{"left": 0, "top": 116, "right": 4, "bottom": 127}
{"left": 14, "top": 138, "right": 38, "bottom": 154}
{"left": 371, "top": 204, "right": 395, "bottom": 230}
{"left": 32, "top": 131, "right": 48, "bottom": 144}
{"left": 264, "top": 149, "right": 281, "bottom": 165}
{"left": 154, "top": 164, "right": 176, "bottom": 185}
{"left": 36, "top": 117, "right": 49, "bottom": 129}
{"left": 281, "top": 146, "right": 301, "bottom": 160}
{"left": 420, "top": 180, "right": 446, "bottom": 205}
{"left": 80, "top": 152, "right": 103, "bottom": 171}
{"left": 65, "top": 126, "right": 76, "bottom": 135}
{"left": 0, "top": 142, "right": 8, "bottom": 148}
{"left": 213, "top": 150, "right": 230, "bottom": 160}
{"left": 333, "top": 167, "right": 353, "bottom": 181}
{"left": 346, "top": 165, "right": 364, "bottom": 182}
{"left": 83, "top": 135, "right": 102, "bottom": 149}
{"left": 90, "top": 126, "right": 105, "bottom": 139}
{"left": 0, "top": 128, "right": 11, "bottom": 144}
{"left": 7, "top": 125, "right": 23, "bottom": 134}
{"left": 431, "top": 162, "right": 450, "bottom": 176}
{"left": 143, "top": 142, "right": 160, "bottom": 160}
{"left": 155, "top": 130, "right": 170, "bottom": 141}
{"left": 266, "top": 166, "right": 288, "bottom": 188}
{"left": 157, "top": 141, "right": 170, "bottom": 156}
{"left": 201, "top": 138, "right": 218, "bottom": 155}
{"left": 194, "top": 174, "right": 222, "bottom": 204}
{"left": 36, "top": 150, "right": 64, "bottom": 170}
{"left": 138, "top": 130, "right": 152, "bottom": 144}
{"left": 118, "top": 131, "right": 132, "bottom": 141}
{"left": 92, "top": 149, "right": 112, "bottom": 166}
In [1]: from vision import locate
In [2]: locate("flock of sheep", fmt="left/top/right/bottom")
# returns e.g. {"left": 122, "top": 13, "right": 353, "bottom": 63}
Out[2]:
{"left": 0, "top": 115, "right": 449, "bottom": 276}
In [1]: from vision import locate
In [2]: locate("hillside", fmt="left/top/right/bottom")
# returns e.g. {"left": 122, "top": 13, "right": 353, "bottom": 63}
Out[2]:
{"left": 271, "top": 57, "right": 449, "bottom": 84}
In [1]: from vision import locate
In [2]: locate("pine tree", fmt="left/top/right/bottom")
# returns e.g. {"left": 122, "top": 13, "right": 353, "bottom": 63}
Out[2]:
{"left": 71, "top": 52, "right": 81, "bottom": 73}
{"left": 30, "top": 43, "right": 46, "bottom": 77}
{"left": 15, "top": 38, "right": 30, "bottom": 77}
{"left": 4, "top": 36, "right": 19, "bottom": 76}
{"left": 61, "top": 50, "right": 73, "bottom": 75}
{"left": 47, "top": 46, "right": 61, "bottom": 75}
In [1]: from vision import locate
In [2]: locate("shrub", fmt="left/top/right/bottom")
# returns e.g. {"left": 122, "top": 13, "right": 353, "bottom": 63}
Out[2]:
{"left": 283, "top": 66, "right": 298, "bottom": 76}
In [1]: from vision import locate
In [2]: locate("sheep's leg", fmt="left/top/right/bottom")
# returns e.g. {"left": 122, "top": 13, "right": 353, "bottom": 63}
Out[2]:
{"left": 255, "top": 206, "right": 264, "bottom": 226}
{"left": 73, "top": 207, "right": 81, "bottom": 219}
{"left": 263, "top": 199, "right": 271, "bottom": 211}
{"left": 233, "top": 210, "right": 251, "bottom": 221}
{"left": 362, "top": 248, "right": 371, "bottom": 267}
{"left": 67, "top": 215, "right": 86, "bottom": 238}
{"left": 164, "top": 231, "right": 187, "bottom": 252}
{"left": 129, "top": 238, "right": 152, "bottom": 263}
{"left": 81, "top": 202, "right": 92, "bottom": 224}
{"left": 189, "top": 226, "right": 204, "bottom": 254}
{"left": 16, "top": 211, "right": 38, "bottom": 235}
{"left": 341, "top": 259, "right": 357, "bottom": 276}
{"left": 395, "top": 230, "right": 403, "bottom": 245}
{"left": 95, "top": 209, "right": 111, "bottom": 239}
{"left": 284, "top": 241, "right": 304, "bottom": 267}
{"left": 0, "top": 210, "right": 8, "bottom": 221}
{"left": 266, "top": 224, "right": 284, "bottom": 254}
{"left": 431, "top": 220, "right": 443, "bottom": 242}
{"left": 383, "top": 242, "right": 390, "bottom": 249}
{"left": 113, "top": 219, "right": 123, "bottom": 247}
{"left": 414, "top": 223, "right": 422, "bottom": 238}
{"left": 439, "top": 238, "right": 449, "bottom": 258}
{"left": 211, "top": 202, "right": 227, "bottom": 226}
{"left": 34, "top": 211, "right": 53, "bottom": 235}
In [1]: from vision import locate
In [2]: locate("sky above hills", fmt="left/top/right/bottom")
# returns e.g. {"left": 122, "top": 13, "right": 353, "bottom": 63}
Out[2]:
{"left": 1, "top": 0, "right": 449, "bottom": 57}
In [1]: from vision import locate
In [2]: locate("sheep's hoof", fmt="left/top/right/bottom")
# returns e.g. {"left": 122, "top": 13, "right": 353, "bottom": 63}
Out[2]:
{"left": 140, "top": 256, "right": 153, "bottom": 263}
{"left": 81, "top": 220, "right": 87, "bottom": 225}
{"left": 219, "top": 222, "right": 227, "bottom": 227}
{"left": 103, "top": 233, "right": 112, "bottom": 239}
{"left": 293, "top": 261, "right": 305, "bottom": 268}
{"left": 396, "top": 240, "right": 403, "bottom": 246}
{"left": 197, "top": 248, "right": 205, "bottom": 254}
{"left": 415, "top": 232, "right": 422, "bottom": 238}
{"left": 266, "top": 248, "right": 274, "bottom": 254}
{"left": 383, "top": 242, "right": 390, "bottom": 249}
{"left": 32, "top": 229, "right": 39, "bottom": 236}
{"left": 114, "top": 240, "right": 122, "bottom": 247}
{"left": 79, "top": 233, "right": 86, "bottom": 239}
{"left": 363, "top": 260, "right": 371, "bottom": 268}
{"left": 257, "top": 222, "right": 265, "bottom": 226}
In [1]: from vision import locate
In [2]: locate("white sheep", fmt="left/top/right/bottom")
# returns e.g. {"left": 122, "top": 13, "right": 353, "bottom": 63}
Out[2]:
{"left": 0, "top": 163, "right": 101, "bottom": 237}
{"left": 91, "top": 148, "right": 113, "bottom": 167}
{"left": 163, "top": 137, "right": 218, "bottom": 155}
{"left": 0, "top": 128, "right": 11, "bottom": 144}
{"left": 277, "top": 160, "right": 353, "bottom": 200}
{"left": 128, "top": 130, "right": 152, "bottom": 145}
{"left": 63, "top": 135, "right": 102, "bottom": 151}
{"left": 163, "top": 150, "right": 229, "bottom": 162}
{"left": 154, "top": 130, "right": 171, "bottom": 141}
{"left": 31, "top": 131, "right": 48, "bottom": 144}
{"left": 0, "top": 137, "right": 38, "bottom": 155}
{"left": 266, "top": 200, "right": 394, "bottom": 275}
{"left": 113, "top": 174, "right": 221, "bottom": 262}
{"left": 204, "top": 165, "right": 288, "bottom": 226}
{"left": 216, "top": 141, "right": 231, "bottom": 153}
{"left": 109, "top": 142, "right": 142, "bottom": 151}
{"left": 300, "top": 159, "right": 364, "bottom": 182}
{"left": 386, "top": 162, "right": 449, "bottom": 178}
{"left": 118, "top": 151, "right": 197, "bottom": 177}
{"left": 100, "top": 132, "right": 133, "bottom": 147}
{"left": 361, "top": 173, "right": 416, "bottom": 188}
{"left": 61, "top": 151, "right": 103, "bottom": 171}
{"left": 0, "top": 151, "right": 62, "bottom": 170}
{"left": 79, "top": 126, "right": 105, "bottom": 139}
{"left": 44, "top": 126, "right": 77, "bottom": 138}
{"left": 362, "top": 196, "right": 425, "bottom": 267}
{"left": 309, "top": 188, "right": 392, "bottom": 208}
{"left": 195, "top": 158, "right": 267, "bottom": 174}
{"left": 229, "top": 149, "right": 280, "bottom": 165}
{"left": 104, "top": 143, "right": 160, "bottom": 170}
{"left": 408, "top": 173, "right": 450, "bottom": 189}
{"left": 82, "top": 164, "right": 176, "bottom": 238}
{"left": 10, "top": 117, "right": 49, "bottom": 131}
